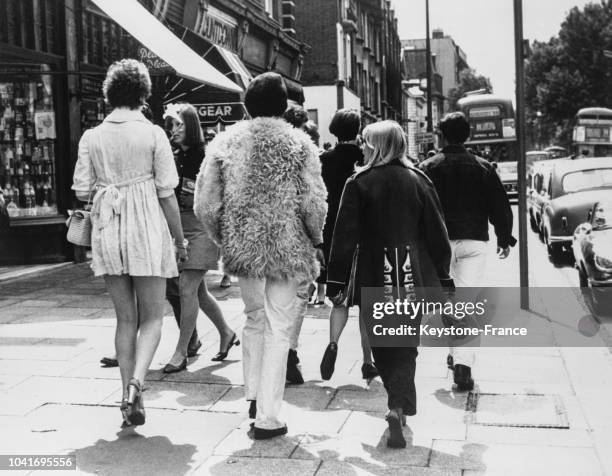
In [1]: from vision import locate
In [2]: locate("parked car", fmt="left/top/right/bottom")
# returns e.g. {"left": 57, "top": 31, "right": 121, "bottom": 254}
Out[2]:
{"left": 526, "top": 150, "right": 551, "bottom": 169}
{"left": 527, "top": 158, "right": 569, "bottom": 235}
{"left": 544, "top": 145, "right": 568, "bottom": 159}
{"left": 496, "top": 161, "right": 518, "bottom": 202}
{"left": 541, "top": 157, "right": 612, "bottom": 261}
{"left": 573, "top": 200, "right": 612, "bottom": 313}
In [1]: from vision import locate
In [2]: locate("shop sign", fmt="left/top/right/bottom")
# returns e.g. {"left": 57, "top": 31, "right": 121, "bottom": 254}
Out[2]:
{"left": 415, "top": 132, "right": 435, "bottom": 143}
{"left": 138, "top": 47, "right": 173, "bottom": 73}
{"left": 194, "top": 102, "right": 246, "bottom": 125}
{"left": 185, "top": 2, "right": 239, "bottom": 52}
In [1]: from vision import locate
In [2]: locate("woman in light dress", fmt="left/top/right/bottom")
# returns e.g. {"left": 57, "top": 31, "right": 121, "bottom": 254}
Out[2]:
{"left": 72, "top": 59, "right": 187, "bottom": 428}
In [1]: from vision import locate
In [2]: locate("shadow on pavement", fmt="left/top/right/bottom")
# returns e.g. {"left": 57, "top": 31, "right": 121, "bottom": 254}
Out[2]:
{"left": 75, "top": 433, "right": 197, "bottom": 476}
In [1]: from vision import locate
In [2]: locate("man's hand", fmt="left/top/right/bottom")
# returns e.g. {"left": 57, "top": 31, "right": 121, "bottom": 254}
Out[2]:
{"left": 326, "top": 282, "right": 345, "bottom": 307}
{"left": 497, "top": 246, "right": 511, "bottom": 259}
{"left": 329, "top": 290, "right": 345, "bottom": 307}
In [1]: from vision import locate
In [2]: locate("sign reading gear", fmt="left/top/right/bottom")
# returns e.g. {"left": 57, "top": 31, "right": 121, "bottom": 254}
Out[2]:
{"left": 194, "top": 102, "right": 247, "bottom": 125}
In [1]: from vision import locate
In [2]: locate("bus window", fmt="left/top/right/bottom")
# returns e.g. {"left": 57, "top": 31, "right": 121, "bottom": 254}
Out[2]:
{"left": 572, "top": 107, "right": 612, "bottom": 157}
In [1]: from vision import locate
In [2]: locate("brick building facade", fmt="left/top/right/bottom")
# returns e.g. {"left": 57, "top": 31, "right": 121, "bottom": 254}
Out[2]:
{"left": 402, "top": 28, "right": 469, "bottom": 112}
{"left": 294, "top": 0, "right": 402, "bottom": 146}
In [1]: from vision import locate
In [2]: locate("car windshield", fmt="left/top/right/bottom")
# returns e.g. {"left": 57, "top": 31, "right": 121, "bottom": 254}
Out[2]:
{"left": 527, "top": 153, "right": 550, "bottom": 165}
{"left": 562, "top": 168, "right": 612, "bottom": 193}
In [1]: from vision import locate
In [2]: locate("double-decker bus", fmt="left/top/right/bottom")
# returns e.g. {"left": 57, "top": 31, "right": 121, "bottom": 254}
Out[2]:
{"left": 572, "top": 107, "right": 612, "bottom": 158}
{"left": 457, "top": 94, "right": 518, "bottom": 200}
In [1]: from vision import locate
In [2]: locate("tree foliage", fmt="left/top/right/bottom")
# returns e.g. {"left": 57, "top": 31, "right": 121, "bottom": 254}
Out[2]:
{"left": 447, "top": 68, "right": 493, "bottom": 110}
{"left": 525, "top": 0, "right": 612, "bottom": 147}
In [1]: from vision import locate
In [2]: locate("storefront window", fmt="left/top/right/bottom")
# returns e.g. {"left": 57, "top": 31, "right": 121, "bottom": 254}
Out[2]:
{"left": 0, "top": 67, "right": 58, "bottom": 217}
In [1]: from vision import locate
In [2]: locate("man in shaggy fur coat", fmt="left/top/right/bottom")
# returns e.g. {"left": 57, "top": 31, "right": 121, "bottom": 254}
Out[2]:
{"left": 194, "top": 72, "right": 327, "bottom": 439}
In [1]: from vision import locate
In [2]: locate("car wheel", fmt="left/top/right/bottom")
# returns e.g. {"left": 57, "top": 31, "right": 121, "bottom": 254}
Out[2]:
{"left": 589, "top": 286, "right": 608, "bottom": 316}
{"left": 529, "top": 211, "right": 538, "bottom": 232}
{"left": 547, "top": 242, "right": 564, "bottom": 263}
{"left": 538, "top": 223, "right": 545, "bottom": 243}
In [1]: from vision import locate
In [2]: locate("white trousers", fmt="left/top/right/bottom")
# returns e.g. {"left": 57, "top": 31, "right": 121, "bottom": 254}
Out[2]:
{"left": 290, "top": 280, "right": 311, "bottom": 350}
{"left": 239, "top": 276, "right": 299, "bottom": 430}
{"left": 449, "top": 239, "right": 488, "bottom": 368}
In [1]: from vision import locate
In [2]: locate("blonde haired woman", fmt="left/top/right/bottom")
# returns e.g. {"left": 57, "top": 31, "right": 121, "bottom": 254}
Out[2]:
{"left": 326, "top": 120, "right": 453, "bottom": 448}
{"left": 72, "top": 59, "right": 187, "bottom": 428}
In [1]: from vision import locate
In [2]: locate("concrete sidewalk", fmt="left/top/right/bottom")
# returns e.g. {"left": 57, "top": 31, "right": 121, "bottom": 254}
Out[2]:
{"left": 0, "top": 260, "right": 611, "bottom": 476}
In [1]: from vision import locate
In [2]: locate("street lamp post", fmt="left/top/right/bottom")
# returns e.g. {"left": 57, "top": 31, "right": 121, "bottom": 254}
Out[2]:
{"left": 514, "top": 0, "right": 530, "bottom": 308}
{"left": 425, "top": 0, "right": 433, "bottom": 143}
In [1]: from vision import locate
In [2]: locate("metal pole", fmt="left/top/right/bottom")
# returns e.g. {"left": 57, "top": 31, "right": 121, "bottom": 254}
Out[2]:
{"left": 425, "top": 0, "right": 433, "bottom": 139}
{"left": 514, "top": 0, "right": 530, "bottom": 309}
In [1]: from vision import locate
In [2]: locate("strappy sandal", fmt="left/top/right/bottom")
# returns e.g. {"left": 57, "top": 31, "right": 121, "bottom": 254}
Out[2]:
{"left": 124, "top": 378, "right": 145, "bottom": 427}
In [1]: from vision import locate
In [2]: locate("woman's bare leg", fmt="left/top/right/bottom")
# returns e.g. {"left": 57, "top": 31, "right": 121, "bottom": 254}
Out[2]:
{"left": 168, "top": 269, "right": 204, "bottom": 366}
{"left": 132, "top": 276, "right": 167, "bottom": 384}
{"left": 104, "top": 275, "right": 137, "bottom": 398}
{"left": 329, "top": 304, "right": 349, "bottom": 343}
{"left": 197, "top": 274, "right": 234, "bottom": 350}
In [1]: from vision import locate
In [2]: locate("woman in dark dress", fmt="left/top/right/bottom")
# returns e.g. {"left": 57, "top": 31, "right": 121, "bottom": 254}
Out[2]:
{"left": 318, "top": 109, "right": 378, "bottom": 382}
{"left": 326, "top": 120, "right": 452, "bottom": 448}
{"left": 163, "top": 104, "right": 239, "bottom": 373}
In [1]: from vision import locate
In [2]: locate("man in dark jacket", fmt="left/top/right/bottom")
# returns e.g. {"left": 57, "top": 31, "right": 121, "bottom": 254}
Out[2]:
{"left": 419, "top": 111, "right": 516, "bottom": 391}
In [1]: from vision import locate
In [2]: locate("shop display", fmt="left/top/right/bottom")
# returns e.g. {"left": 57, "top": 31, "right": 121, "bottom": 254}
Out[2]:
{"left": 0, "top": 71, "right": 58, "bottom": 218}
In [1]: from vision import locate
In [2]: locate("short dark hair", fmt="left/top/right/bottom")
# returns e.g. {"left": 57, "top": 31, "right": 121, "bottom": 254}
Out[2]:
{"left": 245, "top": 72, "right": 288, "bottom": 118}
{"left": 178, "top": 104, "right": 204, "bottom": 148}
{"left": 329, "top": 108, "right": 361, "bottom": 141}
{"left": 102, "top": 59, "right": 151, "bottom": 109}
{"left": 439, "top": 112, "right": 470, "bottom": 144}
{"left": 283, "top": 105, "right": 309, "bottom": 129}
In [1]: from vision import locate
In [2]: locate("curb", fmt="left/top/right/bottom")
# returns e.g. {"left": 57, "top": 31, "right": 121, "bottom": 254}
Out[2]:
{"left": 0, "top": 262, "right": 77, "bottom": 284}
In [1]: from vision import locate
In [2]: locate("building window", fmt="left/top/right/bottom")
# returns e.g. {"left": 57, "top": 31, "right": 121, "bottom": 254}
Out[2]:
{"left": 264, "top": 0, "right": 273, "bottom": 16}
{"left": 307, "top": 109, "right": 319, "bottom": 126}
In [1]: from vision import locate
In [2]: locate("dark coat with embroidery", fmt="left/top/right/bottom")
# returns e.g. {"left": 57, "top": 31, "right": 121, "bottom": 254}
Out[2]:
{"left": 326, "top": 159, "right": 452, "bottom": 305}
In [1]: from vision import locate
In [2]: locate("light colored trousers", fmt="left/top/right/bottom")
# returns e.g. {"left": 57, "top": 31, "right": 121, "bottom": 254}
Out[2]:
{"left": 449, "top": 239, "right": 487, "bottom": 368}
{"left": 290, "top": 280, "right": 311, "bottom": 350}
{"left": 239, "top": 276, "right": 300, "bottom": 430}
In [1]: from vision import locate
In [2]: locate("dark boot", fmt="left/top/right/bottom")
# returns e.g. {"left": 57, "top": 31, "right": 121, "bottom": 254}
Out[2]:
{"left": 286, "top": 349, "right": 304, "bottom": 385}
{"left": 453, "top": 364, "right": 474, "bottom": 391}
{"left": 320, "top": 342, "right": 338, "bottom": 380}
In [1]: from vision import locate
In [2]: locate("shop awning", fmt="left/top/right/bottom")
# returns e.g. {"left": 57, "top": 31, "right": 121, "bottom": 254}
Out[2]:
{"left": 216, "top": 46, "right": 252, "bottom": 90}
{"left": 90, "top": 0, "right": 242, "bottom": 93}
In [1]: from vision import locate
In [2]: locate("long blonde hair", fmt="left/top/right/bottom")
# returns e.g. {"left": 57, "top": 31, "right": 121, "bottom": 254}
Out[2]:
{"left": 358, "top": 120, "right": 412, "bottom": 171}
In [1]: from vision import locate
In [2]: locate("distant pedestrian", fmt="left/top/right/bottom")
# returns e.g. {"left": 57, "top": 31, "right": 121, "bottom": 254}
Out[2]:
{"left": 326, "top": 120, "right": 452, "bottom": 448}
{"left": 195, "top": 72, "right": 327, "bottom": 439}
{"left": 162, "top": 104, "right": 239, "bottom": 374}
{"left": 318, "top": 108, "right": 378, "bottom": 383}
{"left": 283, "top": 105, "right": 309, "bottom": 129}
{"left": 303, "top": 120, "right": 320, "bottom": 148}
{"left": 72, "top": 59, "right": 187, "bottom": 428}
{"left": 282, "top": 105, "right": 321, "bottom": 386}
{"left": 419, "top": 112, "right": 516, "bottom": 391}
